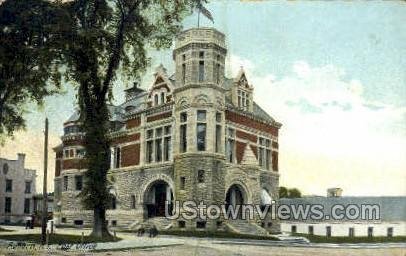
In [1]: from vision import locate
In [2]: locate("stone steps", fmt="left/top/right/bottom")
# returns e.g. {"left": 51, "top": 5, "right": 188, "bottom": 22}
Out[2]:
{"left": 226, "top": 220, "right": 269, "bottom": 236}
{"left": 131, "top": 217, "right": 173, "bottom": 231}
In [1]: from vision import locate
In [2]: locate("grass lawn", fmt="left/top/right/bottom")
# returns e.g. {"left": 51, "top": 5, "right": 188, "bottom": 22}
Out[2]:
{"left": 297, "top": 234, "right": 406, "bottom": 243}
{"left": 128, "top": 229, "right": 280, "bottom": 241}
{"left": 0, "top": 233, "right": 121, "bottom": 244}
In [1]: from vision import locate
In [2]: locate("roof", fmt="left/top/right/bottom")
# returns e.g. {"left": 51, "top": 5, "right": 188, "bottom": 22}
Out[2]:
{"left": 280, "top": 196, "right": 406, "bottom": 222}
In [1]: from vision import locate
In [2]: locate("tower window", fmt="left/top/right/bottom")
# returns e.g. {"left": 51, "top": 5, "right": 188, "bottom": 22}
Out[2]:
{"left": 131, "top": 195, "right": 136, "bottom": 209}
{"left": 199, "top": 51, "right": 204, "bottom": 59}
{"left": 197, "top": 124, "right": 207, "bottom": 151}
{"left": 182, "top": 63, "right": 186, "bottom": 84}
{"left": 199, "top": 61, "right": 205, "bottom": 82}
{"left": 180, "top": 112, "right": 188, "bottom": 153}
{"left": 180, "top": 177, "right": 186, "bottom": 190}
{"left": 196, "top": 110, "right": 207, "bottom": 151}
{"left": 198, "top": 170, "right": 205, "bottom": 183}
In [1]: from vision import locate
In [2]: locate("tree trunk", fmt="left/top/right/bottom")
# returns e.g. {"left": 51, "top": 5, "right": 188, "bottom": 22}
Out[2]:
{"left": 91, "top": 206, "right": 111, "bottom": 238}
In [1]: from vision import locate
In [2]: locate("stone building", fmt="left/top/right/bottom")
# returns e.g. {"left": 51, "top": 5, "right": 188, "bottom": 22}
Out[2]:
{"left": 0, "top": 153, "right": 36, "bottom": 224}
{"left": 54, "top": 27, "right": 282, "bottom": 234}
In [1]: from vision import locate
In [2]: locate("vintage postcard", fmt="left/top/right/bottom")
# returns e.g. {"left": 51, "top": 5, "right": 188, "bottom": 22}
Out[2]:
{"left": 0, "top": 0, "right": 405, "bottom": 255}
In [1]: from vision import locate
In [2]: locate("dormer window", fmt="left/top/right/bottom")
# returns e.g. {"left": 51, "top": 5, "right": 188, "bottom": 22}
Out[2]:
{"left": 237, "top": 90, "right": 249, "bottom": 111}
{"left": 160, "top": 92, "right": 165, "bottom": 104}
{"left": 154, "top": 94, "right": 159, "bottom": 106}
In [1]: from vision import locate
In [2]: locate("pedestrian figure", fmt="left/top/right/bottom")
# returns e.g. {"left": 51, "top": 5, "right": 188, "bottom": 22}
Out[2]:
{"left": 149, "top": 225, "right": 158, "bottom": 238}
{"left": 137, "top": 227, "right": 145, "bottom": 236}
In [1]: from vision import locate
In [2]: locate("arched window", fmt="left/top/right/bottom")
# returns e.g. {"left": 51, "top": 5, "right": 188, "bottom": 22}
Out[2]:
{"left": 2, "top": 163, "right": 9, "bottom": 175}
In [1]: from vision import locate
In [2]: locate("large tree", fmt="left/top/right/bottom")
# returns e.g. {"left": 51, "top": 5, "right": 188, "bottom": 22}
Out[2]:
{"left": 58, "top": 0, "right": 203, "bottom": 237}
{"left": 0, "top": 0, "right": 68, "bottom": 143}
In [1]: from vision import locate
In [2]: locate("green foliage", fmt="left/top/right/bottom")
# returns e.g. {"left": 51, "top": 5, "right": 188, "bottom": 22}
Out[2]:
{"left": 0, "top": 0, "right": 69, "bottom": 142}
{"left": 279, "top": 186, "right": 302, "bottom": 198}
{"left": 58, "top": 0, "right": 204, "bottom": 236}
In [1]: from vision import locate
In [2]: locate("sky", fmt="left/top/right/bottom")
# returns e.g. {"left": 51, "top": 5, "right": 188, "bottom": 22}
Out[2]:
{"left": 0, "top": 0, "right": 405, "bottom": 196}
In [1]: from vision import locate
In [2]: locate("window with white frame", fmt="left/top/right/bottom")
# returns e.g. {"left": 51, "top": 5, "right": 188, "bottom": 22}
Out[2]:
{"left": 110, "top": 146, "right": 121, "bottom": 168}
{"left": 237, "top": 89, "right": 249, "bottom": 111}
{"left": 258, "top": 137, "right": 271, "bottom": 170}
{"left": 146, "top": 125, "right": 172, "bottom": 163}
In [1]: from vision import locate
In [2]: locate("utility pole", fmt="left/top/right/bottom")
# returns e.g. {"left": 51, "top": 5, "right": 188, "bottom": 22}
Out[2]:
{"left": 41, "top": 118, "right": 48, "bottom": 245}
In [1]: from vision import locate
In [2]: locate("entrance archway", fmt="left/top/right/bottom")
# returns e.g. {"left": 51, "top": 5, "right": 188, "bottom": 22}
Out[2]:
{"left": 144, "top": 180, "right": 173, "bottom": 218}
{"left": 225, "top": 184, "right": 247, "bottom": 219}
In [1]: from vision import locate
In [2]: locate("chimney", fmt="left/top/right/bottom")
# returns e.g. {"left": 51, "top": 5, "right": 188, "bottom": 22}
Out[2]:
{"left": 17, "top": 153, "right": 26, "bottom": 167}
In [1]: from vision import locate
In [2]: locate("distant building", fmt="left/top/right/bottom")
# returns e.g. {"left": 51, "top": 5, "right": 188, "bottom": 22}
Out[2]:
{"left": 0, "top": 154, "right": 36, "bottom": 224}
{"left": 327, "top": 188, "right": 343, "bottom": 197}
{"left": 280, "top": 190, "right": 406, "bottom": 237}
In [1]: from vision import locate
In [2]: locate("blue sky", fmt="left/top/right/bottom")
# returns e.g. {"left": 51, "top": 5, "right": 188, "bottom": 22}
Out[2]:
{"left": 1, "top": 0, "right": 405, "bottom": 195}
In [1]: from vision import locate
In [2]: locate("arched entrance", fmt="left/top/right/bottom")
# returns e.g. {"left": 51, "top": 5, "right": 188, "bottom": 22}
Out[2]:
{"left": 225, "top": 184, "right": 247, "bottom": 219}
{"left": 144, "top": 180, "right": 173, "bottom": 218}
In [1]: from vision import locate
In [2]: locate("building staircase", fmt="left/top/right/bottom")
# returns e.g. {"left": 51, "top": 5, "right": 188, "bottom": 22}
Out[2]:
{"left": 225, "top": 219, "right": 269, "bottom": 236}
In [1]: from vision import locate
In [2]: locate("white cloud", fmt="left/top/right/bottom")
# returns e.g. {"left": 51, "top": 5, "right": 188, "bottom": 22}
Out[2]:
{"left": 229, "top": 57, "right": 406, "bottom": 196}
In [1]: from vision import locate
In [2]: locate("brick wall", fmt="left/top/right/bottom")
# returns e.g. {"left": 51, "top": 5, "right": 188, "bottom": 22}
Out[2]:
{"left": 126, "top": 117, "right": 141, "bottom": 129}
{"left": 121, "top": 144, "right": 140, "bottom": 167}
{"left": 236, "top": 130, "right": 257, "bottom": 143}
{"left": 62, "top": 159, "right": 87, "bottom": 170}
{"left": 225, "top": 110, "right": 278, "bottom": 137}
{"left": 146, "top": 112, "right": 172, "bottom": 122}
{"left": 111, "top": 133, "right": 140, "bottom": 145}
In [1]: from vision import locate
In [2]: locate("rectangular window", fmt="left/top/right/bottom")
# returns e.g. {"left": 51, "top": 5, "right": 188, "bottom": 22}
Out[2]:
{"left": 24, "top": 198, "right": 30, "bottom": 214}
{"left": 131, "top": 195, "right": 136, "bottom": 209}
{"left": 199, "top": 61, "right": 204, "bottom": 82}
{"left": 368, "top": 227, "right": 373, "bottom": 237}
{"left": 180, "top": 112, "right": 187, "bottom": 122}
{"left": 216, "top": 63, "right": 220, "bottom": 84}
{"left": 5, "top": 197, "right": 11, "bottom": 213}
{"left": 349, "top": 227, "right": 354, "bottom": 237}
{"left": 114, "top": 147, "right": 121, "bottom": 168}
{"left": 216, "top": 112, "right": 222, "bottom": 123}
{"left": 74, "top": 220, "right": 84, "bottom": 226}
{"left": 198, "top": 170, "right": 205, "bottom": 183}
{"left": 196, "top": 221, "right": 206, "bottom": 229}
{"left": 75, "top": 175, "right": 83, "bottom": 191}
{"left": 326, "top": 226, "right": 332, "bottom": 237}
{"left": 64, "top": 150, "right": 69, "bottom": 158}
{"left": 5, "top": 179, "right": 12, "bottom": 192}
{"left": 147, "top": 129, "right": 154, "bottom": 139}
{"left": 180, "top": 177, "right": 186, "bottom": 190}
{"left": 182, "top": 64, "right": 186, "bottom": 84}
{"left": 291, "top": 225, "right": 297, "bottom": 233}
{"left": 147, "top": 140, "right": 153, "bottom": 163}
{"left": 164, "top": 137, "right": 171, "bottom": 161}
{"left": 155, "top": 138, "right": 162, "bottom": 162}
{"left": 197, "top": 123, "right": 207, "bottom": 151}
{"left": 308, "top": 226, "right": 314, "bottom": 235}
{"left": 272, "top": 151, "right": 278, "bottom": 171}
{"left": 197, "top": 110, "right": 206, "bottom": 122}
{"left": 215, "top": 125, "right": 222, "bottom": 153}
{"left": 25, "top": 181, "right": 31, "bottom": 194}
{"left": 178, "top": 220, "right": 186, "bottom": 228}
{"left": 63, "top": 176, "right": 68, "bottom": 191}
{"left": 180, "top": 124, "right": 187, "bottom": 153}
{"left": 199, "top": 51, "right": 204, "bottom": 59}
{"left": 387, "top": 227, "right": 393, "bottom": 237}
